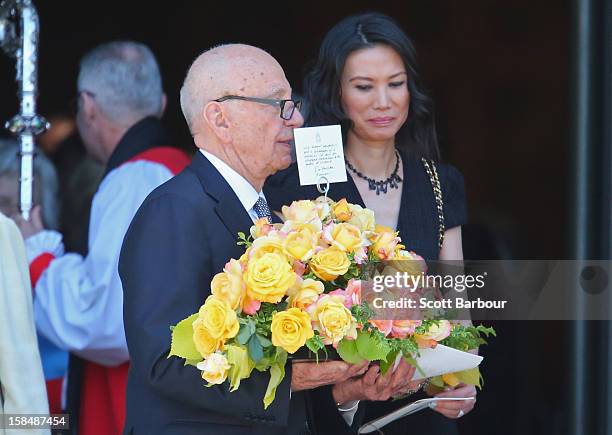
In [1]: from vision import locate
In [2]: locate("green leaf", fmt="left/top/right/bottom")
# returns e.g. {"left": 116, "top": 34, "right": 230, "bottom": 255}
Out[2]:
{"left": 305, "top": 335, "right": 327, "bottom": 363}
{"left": 429, "top": 375, "right": 445, "bottom": 388}
{"left": 355, "top": 331, "right": 391, "bottom": 362}
{"left": 257, "top": 334, "right": 272, "bottom": 347}
{"left": 263, "top": 350, "right": 288, "bottom": 409}
{"left": 248, "top": 334, "right": 264, "bottom": 362}
{"left": 337, "top": 338, "right": 366, "bottom": 365}
{"left": 168, "top": 314, "right": 201, "bottom": 361}
{"left": 237, "top": 231, "right": 253, "bottom": 248}
{"left": 254, "top": 356, "right": 273, "bottom": 371}
{"left": 226, "top": 344, "right": 256, "bottom": 391}
{"left": 351, "top": 302, "right": 374, "bottom": 327}
{"left": 454, "top": 367, "right": 483, "bottom": 389}
{"left": 236, "top": 323, "right": 253, "bottom": 345}
{"left": 379, "top": 349, "right": 399, "bottom": 375}
{"left": 440, "top": 324, "right": 496, "bottom": 352}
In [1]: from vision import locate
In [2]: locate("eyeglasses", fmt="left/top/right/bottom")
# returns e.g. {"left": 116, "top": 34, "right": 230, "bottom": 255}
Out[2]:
{"left": 213, "top": 95, "right": 302, "bottom": 120}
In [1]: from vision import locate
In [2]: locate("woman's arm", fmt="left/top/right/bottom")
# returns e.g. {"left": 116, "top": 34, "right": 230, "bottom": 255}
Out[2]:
{"left": 439, "top": 226, "right": 463, "bottom": 261}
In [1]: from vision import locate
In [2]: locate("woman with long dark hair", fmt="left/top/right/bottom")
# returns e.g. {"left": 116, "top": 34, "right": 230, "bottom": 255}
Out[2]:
{"left": 266, "top": 12, "right": 475, "bottom": 434}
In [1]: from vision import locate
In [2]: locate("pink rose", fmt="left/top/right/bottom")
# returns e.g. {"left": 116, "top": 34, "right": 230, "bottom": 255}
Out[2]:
{"left": 293, "top": 260, "right": 306, "bottom": 277}
{"left": 390, "top": 320, "right": 422, "bottom": 339}
{"left": 353, "top": 247, "right": 368, "bottom": 265}
{"left": 328, "top": 279, "right": 362, "bottom": 309}
{"left": 414, "top": 320, "right": 453, "bottom": 348}
{"left": 242, "top": 295, "right": 261, "bottom": 315}
{"left": 345, "top": 279, "right": 362, "bottom": 306}
{"left": 369, "top": 319, "right": 393, "bottom": 336}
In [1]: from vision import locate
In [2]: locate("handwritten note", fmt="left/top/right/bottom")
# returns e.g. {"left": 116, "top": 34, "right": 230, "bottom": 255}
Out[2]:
{"left": 294, "top": 125, "right": 347, "bottom": 187}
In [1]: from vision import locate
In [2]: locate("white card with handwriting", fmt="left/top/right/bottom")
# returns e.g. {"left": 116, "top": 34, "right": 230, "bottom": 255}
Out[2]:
{"left": 293, "top": 125, "right": 347, "bottom": 186}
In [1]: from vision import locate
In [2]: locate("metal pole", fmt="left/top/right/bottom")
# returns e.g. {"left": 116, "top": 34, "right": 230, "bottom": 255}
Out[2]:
{"left": 0, "top": 0, "right": 49, "bottom": 220}
{"left": 571, "top": 0, "right": 611, "bottom": 434}
{"left": 17, "top": 2, "right": 37, "bottom": 220}
{"left": 604, "top": 0, "right": 612, "bottom": 433}
{"left": 571, "top": 0, "right": 592, "bottom": 433}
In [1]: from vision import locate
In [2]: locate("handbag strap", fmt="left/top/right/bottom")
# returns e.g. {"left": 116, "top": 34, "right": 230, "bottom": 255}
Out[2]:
{"left": 421, "top": 158, "right": 445, "bottom": 249}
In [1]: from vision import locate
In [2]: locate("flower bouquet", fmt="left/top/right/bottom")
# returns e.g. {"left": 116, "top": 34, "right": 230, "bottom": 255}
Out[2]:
{"left": 169, "top": 197, "right": 495, "bottom": 408}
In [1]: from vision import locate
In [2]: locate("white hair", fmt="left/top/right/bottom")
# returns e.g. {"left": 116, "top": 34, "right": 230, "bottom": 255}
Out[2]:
{"left": 0, "top": 139, "right": 60, "bottom": 230}
{"left": 179, "top": 50, "right": 210, "bottom": 134}
{"left": 77, "top": 41, "right": 163, "bottom": 126}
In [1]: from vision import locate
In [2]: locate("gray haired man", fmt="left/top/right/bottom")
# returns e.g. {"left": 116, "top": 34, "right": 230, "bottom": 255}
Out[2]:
{"left": 14, "top": 40, "right": 190, "bottom": 435}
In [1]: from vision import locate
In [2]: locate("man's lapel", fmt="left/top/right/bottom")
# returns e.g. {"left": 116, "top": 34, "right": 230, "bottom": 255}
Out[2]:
{"left": 189, "top": 152, "right": 254, "bottom": 239}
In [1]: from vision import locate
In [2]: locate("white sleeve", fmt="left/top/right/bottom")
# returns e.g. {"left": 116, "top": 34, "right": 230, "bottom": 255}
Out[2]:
{"left": 24, "top": 230, "right": 64, "bottom": 262}
{"left": 33, "top": 161, "right": 174, "bottom": 366}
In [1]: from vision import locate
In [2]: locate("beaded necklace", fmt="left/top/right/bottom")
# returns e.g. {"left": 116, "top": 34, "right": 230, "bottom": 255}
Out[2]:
{"left": 345, "top": 150, "right": 402, "bottom": 195}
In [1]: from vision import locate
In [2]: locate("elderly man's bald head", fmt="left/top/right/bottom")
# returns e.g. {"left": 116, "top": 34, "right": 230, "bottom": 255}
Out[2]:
{"left": 180, "top": 44, "right": 289, "bottom": 133}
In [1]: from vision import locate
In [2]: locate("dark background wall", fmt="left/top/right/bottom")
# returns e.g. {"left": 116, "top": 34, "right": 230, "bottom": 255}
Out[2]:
{"left": 0, "top": 1, "right": 572, "bottom": 434}
{"left": 0, "top": 0, "right": 571, "bottom": 259}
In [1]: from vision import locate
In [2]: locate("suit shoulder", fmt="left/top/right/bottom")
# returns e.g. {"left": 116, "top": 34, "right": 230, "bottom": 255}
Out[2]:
{"left": 142, "top": 167, "right": 208, "bottom": 208}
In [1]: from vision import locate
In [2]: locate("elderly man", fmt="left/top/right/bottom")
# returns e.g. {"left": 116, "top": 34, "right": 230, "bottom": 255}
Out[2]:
{"left": 15, "top": 41, "right": 190, "bottom": 435}
{"left": 119, "top": 44, "right": 415, "bottom": 435}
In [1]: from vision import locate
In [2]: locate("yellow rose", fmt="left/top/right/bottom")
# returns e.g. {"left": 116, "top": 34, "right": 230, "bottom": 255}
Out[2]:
{"left": 371, "top": 226, "right": 401, "bottom": 260}
{"left": 245, "top": 252, "right": 296, "bottom": 303}
{"left": 388, "top": 251, "right": 427, "bottom": 278}
{"left": 313, "top": 196, "right": 332, "bottom": 220}
{"left": 192, "top": 317, "right": 223, "bottom": 358}
{"left": 375, "top": 224, "right": 394, "bottom": 233}
{"left": 249, "top": 234, "right": 288, "bottom": 262}
{"left": 442, "top": 372, "right": 461, "bottom": 387}
{"left": 197, "top": 352, "right": 231, "bottom": 384}
{"left": 392, "top": 243, "right": 406, "bottom": 259}
{"left": 210, "top": 260, "right": 244, "bottom": 311}
{"left": 198, "top": 296, "right": 240, "bottom": 340}
{"left": 281, "top": 219, "right": 322, "bottom": 234}
{"left": 287, "top": 278, "right": 325, "bottom": 310}
{"left": 284, "top": 227, "right": 318, "bottom": 262}
{"left": 348, "top": 204, "right": 376, "bottom": 232}
{"left": 271, "top": 308, "right": 314, "bottom": 354}
{"left": 281, "top": 200, "right": 321, "bottom": 223}
{"left": 309, "top": 247, "right": 350, "bottom": 281}
{"left": 328, "top": 223, "right": 363, "bottom": 252}
{"left": 332, "top": 198, "right": 353, "bottom": 221}
{"left": 306, "top": 295, "right": 357, "bottom": 346}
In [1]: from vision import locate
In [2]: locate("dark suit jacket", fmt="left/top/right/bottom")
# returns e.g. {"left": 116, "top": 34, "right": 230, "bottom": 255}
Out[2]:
{"left": 119, "top": 152, "right": 308, "bottom": 435}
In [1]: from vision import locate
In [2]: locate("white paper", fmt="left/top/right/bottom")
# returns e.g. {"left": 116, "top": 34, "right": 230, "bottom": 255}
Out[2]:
{"left": 358, "top": 397, "right": 476, "bottom": 434}
{"left": 293, "top": 125, "right": 347, "bottom": 187}
{"left": 412, "top": 344, "right": 483, "bottom": 380}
